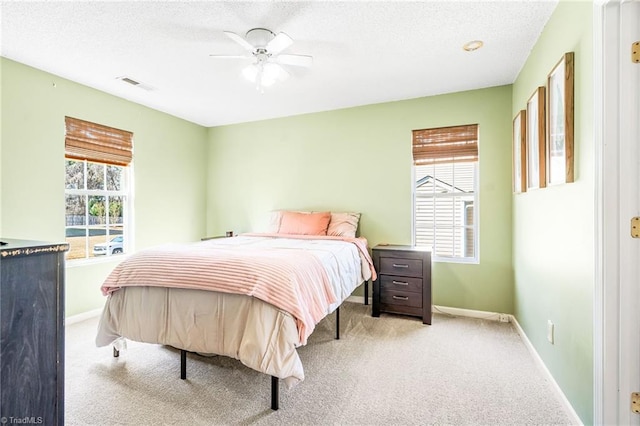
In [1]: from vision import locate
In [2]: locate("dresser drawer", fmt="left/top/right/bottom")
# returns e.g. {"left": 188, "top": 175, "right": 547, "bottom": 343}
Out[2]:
{"left": 380, "top": 275, "right": 422, "bottom": 294}
{"left": 380, "top": 289, "right": 422, "bottom": 308}
{"left": 379, "top": 257, "right": 423, "bottom": 278}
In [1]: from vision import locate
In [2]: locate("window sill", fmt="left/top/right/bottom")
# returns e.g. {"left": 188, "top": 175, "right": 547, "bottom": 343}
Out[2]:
{"left": 432, "top": 256, "right": 479, "bottom": 265}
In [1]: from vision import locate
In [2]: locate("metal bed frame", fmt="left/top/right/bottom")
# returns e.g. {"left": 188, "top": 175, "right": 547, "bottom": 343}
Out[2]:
{"left": 111, "top": 300, "right": 359, "bottom": 410}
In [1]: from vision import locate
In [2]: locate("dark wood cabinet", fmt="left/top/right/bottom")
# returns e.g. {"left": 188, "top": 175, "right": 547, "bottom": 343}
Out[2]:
{"left": 372, "top": 245, "right": 432, "bottom": 324}
{"left": 1, "top": 239, "right": 68, "bottom": 426}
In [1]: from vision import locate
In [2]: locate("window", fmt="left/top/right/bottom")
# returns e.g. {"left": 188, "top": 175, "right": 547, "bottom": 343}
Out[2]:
{"left": 64, "top": 117, "right": 133, "bottom": 261}
{"left": 412, "top": 124, "right": 478, "bottom": 262}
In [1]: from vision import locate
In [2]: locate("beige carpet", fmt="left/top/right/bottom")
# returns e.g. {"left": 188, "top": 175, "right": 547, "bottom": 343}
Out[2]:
{"left": 65, "top": 302, "right": 574, "bottom": 425}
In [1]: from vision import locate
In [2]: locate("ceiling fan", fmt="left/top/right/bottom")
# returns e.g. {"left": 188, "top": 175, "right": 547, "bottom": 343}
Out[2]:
{"left": 210, "top": 28, "right": 313, "bottom": 92}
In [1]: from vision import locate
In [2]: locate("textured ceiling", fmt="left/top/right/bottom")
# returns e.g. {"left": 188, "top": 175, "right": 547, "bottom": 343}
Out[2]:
{"left": 1, "top": 1, "right": 558, "bottom": 127}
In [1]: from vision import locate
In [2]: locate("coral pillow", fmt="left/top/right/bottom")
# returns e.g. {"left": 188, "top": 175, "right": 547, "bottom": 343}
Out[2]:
{"left": 327, "top": 212, "right": 361, "bottom": 238}
{"left": 278, "top": 211, "right": 331, "bottom": 236}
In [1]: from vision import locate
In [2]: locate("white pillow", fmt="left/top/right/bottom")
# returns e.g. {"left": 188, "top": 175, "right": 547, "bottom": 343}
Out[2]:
{"left": 327, "top": 212, "right": 361, "bottom": 238}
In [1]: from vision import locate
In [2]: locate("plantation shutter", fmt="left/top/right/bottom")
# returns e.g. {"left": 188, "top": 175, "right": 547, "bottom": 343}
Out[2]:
{"left": 412, "top": 124, "right": 478, "bottom": 165}
{"left": 65, "top": 116, "right": 133, "bottom": 166}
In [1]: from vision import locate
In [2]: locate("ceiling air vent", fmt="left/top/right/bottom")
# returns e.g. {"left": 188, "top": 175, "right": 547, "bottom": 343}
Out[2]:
{"left": 116, "top": 76, "right": 155, "bottom": 91}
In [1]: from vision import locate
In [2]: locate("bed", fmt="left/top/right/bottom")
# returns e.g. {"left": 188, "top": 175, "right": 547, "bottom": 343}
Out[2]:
{"left": 95, "top": 211, "right": 375, "bottom": 409}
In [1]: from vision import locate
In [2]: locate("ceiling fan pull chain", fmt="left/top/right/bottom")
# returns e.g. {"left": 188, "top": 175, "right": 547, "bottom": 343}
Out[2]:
{"left": 256, "top": 64, "right": 265, "bottom": 93}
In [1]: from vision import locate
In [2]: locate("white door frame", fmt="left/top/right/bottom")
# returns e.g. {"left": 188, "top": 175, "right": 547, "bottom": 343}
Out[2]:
{"left": 594, "top": 1, "right": 640, "bottom": 424}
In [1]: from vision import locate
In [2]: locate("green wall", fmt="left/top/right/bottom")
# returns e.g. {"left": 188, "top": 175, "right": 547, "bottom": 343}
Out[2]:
{"left": 1, "top": 6, "right": 595, "bottom": 418}
{"left": 0, "top": 58, "right": 208, "bottom": 316}
{"left": 512, "top": 1, "right": 593, "bottom": 424}
{"left": 207, "top": 85, "right": 514, "bottom": 314}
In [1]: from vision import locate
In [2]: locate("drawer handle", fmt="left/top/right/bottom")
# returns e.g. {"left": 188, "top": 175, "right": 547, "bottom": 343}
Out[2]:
{"left": 392, "top": 281, "right": 409, "bottom": 286}
{"left": 392, "top": 295, "right": 409, "bottom": 300}
{"left": 392, "top": 263, "right": 409, "bottom": 268}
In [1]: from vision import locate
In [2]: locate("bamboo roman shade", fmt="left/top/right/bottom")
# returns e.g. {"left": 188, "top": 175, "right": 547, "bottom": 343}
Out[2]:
{"left": 412, "top": 124, "right": 478, "bottom": 165}
{"left": 65, "top": 116, "right": 133, "bottom": 166}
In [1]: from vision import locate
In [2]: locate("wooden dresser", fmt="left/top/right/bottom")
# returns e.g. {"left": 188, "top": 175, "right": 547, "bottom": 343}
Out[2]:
{"left": 372, "top": 245, "right": 432, "bottom": 324}
{"left": 1, "top": 239, "right": 69, "bottom": 426}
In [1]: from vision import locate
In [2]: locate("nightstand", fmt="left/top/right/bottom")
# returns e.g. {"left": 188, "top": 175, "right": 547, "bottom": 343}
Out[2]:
{"left": 372, "top": 245, "right": 432, "bottom": 324}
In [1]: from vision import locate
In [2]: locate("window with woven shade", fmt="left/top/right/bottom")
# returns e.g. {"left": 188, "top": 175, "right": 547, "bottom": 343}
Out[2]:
{"left": 413, "top": 124, "right": 478, "bottom": 262}
{"left": 64, "top": 117, "right": 133, "bottom": 261}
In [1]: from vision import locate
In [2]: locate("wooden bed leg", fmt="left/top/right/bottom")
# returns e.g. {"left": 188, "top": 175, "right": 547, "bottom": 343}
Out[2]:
{"left": 180, "top": 349, "right": 187, "bottom": 380}
{"left": 113, "top": 347, "right": 119, "bottom": 358}
{"left": 271, "top": 376, "right": 279, "bottom": 410}
{"left": 335, "top": 306, "right": 340, "bottom": 340}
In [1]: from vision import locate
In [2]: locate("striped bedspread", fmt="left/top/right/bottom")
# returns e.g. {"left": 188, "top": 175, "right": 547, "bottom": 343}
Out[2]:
{"left": 101, "top": 236, "right": 369, "bottom": 344}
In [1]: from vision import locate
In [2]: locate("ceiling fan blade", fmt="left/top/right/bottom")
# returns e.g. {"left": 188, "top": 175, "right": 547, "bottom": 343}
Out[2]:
{"left": 266, "top": 32, "right": 293, "bottom": 55}
{"left": 224, "top": 31, "right": 254, "bottom": 52}
{"left": 276, "top": 65, "right": 290, "bottom": 82}
{"left": 276, "top": 54, "right": 313, "bottom": 68}
{"left": 209, "top": 54, "right": 250, "bottom": 59}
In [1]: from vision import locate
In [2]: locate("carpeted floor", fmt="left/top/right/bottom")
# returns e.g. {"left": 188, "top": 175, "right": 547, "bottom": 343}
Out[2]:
{"left": 65, "top": 302, "right": 575, "bottom": 425}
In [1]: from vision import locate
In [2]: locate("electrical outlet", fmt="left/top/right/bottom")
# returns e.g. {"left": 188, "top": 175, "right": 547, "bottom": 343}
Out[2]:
{"left": 547, "top": 320, "right": 554, "bottom": 344}
{"left": 498, "top": 314, "right": 509, "bottom": 323}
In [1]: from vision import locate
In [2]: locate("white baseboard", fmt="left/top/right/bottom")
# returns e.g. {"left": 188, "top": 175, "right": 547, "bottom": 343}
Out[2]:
{"left": 346, "top": 295, "right": 366, "bottom": 304}
{"left": 510, "top": 316, "right": 583, "bottom": 425}
{"left": 65, "top": 308, "right": 103, "bottom": 326}
{"left": 433, "top": 305, "right": 509, "bottom": 322}
{"left": 347, "top": 299, "right": 507, "bottom": 323}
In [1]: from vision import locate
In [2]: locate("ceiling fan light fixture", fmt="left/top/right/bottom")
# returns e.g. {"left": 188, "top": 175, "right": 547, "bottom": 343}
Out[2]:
{"left": 213, "top": 27, "right": 313, "bottom": 92}
{"left": 261, "top": 76, "right": 276, "bottom": 88}
{"left": 262, "top": 63, "right": 279, "bottom": 84}
{"left": 242, "top": 61, "right": 289, "bottom": 91}
{"left": 242, "top": 64, "right": 258, "bottom": 83}
{"left": 242, "top": 62, "right": 276, "bottom": 89}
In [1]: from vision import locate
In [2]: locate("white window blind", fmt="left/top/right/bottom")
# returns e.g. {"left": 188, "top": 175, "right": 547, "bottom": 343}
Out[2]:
{"left": 412, "top": 124, "right": 478, "bottom": 261}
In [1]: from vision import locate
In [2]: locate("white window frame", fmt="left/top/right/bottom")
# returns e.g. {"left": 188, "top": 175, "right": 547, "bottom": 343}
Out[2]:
{"left": 64, "top": 159, "right": 132, "bottom": 263}
{"left": 412, "top": 161, "right": 479, "bottom": 264}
